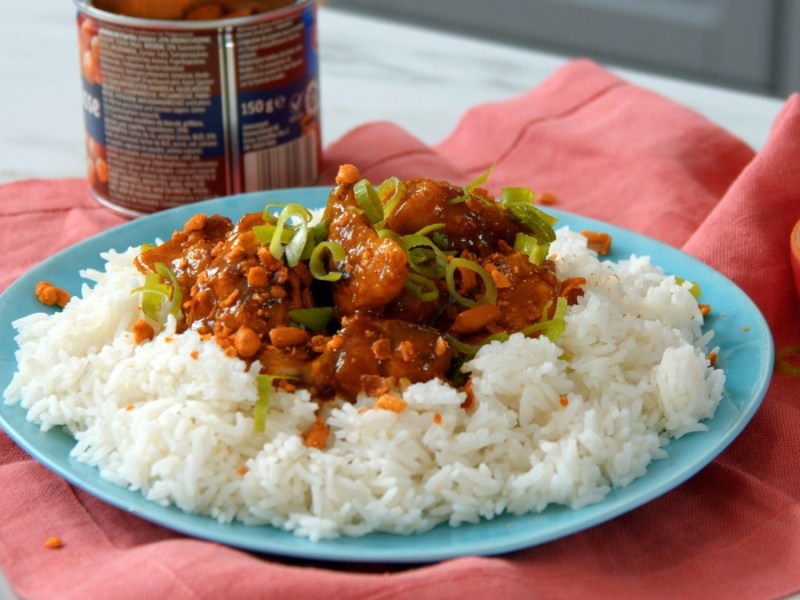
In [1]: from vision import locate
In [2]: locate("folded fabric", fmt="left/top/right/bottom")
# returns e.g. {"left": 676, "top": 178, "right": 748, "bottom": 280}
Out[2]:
{"left": 2, "top": 59, "right": 799, "bottom": 600}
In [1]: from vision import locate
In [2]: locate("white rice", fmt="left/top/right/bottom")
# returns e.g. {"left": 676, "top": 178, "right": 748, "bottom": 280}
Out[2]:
{"left": 2, "top": 228, "right": 723, "bottom": 540}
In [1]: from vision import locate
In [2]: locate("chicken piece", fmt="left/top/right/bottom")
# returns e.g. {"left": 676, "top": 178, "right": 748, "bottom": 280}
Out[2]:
{"left": 186, "top": 212, "right": 315, "bottom": 337}
{"left": 137, "top": 211, "right": 316, "bottom": 363}
{"left": 324, "top": 175, "right": 408, "bottom": 314}
{"left": 489, "top": 253, "right": 562, "bottom": 333}
{"left": 310, "top": 314, "right": 454, "bottom": 401}
{"left": 135, "top": 213, "right": 234, "bottom": 307}
{"left": 385, "top": 178, "right": 526, "bottom": 258}
{"left": 440, "top": 252, "right": 564, "bottom": 344}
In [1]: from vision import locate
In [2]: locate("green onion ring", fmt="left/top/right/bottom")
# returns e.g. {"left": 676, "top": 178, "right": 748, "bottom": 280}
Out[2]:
{"left": 254, "top": 374, "right": 299, "bottom": 433}
{"left": 521, "top": 297, "right": 568, "bottom": 342}
{"left": 445, "top": 257, "right": 497, "bottom": 307}
{"left": 268, "top": 204, "right": 313, "bottom": 266}
{"left": 450, "top": 163, "right": 495, "bottom": 204}
{"left": 353, "top": 179, "right": 384, "bottom": 224}
{"left": 404, "top": 272, "right": 440, "bottom": 302}
{"left": 288, "top": 307, "right": 336, "bottom": 333}
{"left": 377, "top": 177, "right": 406, "bottom": 218}
{"left": 309, "top": 241, "right": 346, "bottom": 281}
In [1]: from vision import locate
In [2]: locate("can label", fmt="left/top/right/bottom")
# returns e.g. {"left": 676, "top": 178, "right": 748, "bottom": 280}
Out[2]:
{"left": 76, "top": 2, "right": 320, "bottom": 216}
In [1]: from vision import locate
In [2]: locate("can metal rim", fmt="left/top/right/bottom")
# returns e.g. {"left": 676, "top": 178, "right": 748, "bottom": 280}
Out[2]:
{"left": 73, "top": 0, "right": 310, "bottom": 31}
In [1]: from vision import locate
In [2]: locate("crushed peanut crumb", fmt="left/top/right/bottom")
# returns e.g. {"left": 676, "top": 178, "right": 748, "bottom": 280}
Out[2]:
{"left": 374, "top": 394, "right": 407, "bottom": 413}
{"left": 43, "top": 536, "right": 63, "bottom": 549}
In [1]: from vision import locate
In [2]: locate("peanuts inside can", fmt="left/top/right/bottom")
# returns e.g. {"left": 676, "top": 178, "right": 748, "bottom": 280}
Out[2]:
{"left": 75, "top": 0, "right": 321, "bottom": 216}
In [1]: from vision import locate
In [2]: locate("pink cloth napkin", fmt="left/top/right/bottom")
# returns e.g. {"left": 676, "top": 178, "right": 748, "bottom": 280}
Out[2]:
{"left": 2, "top": 59, "right": 800, "bottom": 599}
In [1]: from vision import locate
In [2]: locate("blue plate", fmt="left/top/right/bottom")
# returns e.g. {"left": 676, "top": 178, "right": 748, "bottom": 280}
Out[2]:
{"left": 0, "top": 187, "right": 773, "bottom": 563}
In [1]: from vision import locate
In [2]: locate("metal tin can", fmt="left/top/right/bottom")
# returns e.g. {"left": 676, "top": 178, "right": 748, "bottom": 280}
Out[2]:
{"left": 74, "top": 0, "right": 321, "bottom": 216}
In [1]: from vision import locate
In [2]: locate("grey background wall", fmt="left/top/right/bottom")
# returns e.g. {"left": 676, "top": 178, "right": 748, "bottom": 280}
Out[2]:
{"left": 328, "top": 0, "right": 800, "bottom": 98}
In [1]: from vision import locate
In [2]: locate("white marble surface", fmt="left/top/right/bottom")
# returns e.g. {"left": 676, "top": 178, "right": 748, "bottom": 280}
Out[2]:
{"left": 0, "top": 2, "right": 789, "bottom": 186}
{"left": 0, "top": 3, "right": 791, "bottom": 599}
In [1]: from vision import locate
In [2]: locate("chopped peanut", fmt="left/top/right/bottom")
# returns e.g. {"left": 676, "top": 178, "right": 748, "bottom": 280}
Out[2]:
{"left": 399, "top": 340, "right": 416, "bottom": 362}
{"left": 277, "top": 379, "right": 297, "bottom": 393}
{"left": 434, "top": 336, "right": 449, "bottom": 357}
{"left": 450, "top": 304, "right": 503, "bottom": 335}
{"left": 462, "top": 377, "right": 476, "bottom": 411}
{"left": 374, "top": 393, "right": 406, "bottom": 413}
{"left": 270, "top": 285, "right": 287, "bottom": 299}
{"left": 371, "top": 338, "right": 392, "bottom": 360}
{"left": 233, "top": 326, "right": 261, "bottom": 358}
{"left": 131, "top": 319, "right": 154, "bottom": 344}
{"left": 581, "top": 230, "right": 612, "bottom": 255}
{"left": 35, "top": 281, "right": 70, "bottom": 308}
{"left": 537, "top": 191, "right": 557, "bottom": 205}
{"left": 489, "top": 268, "right": 512, "bottom": 289}
{"left": 219, "top": 288, "right": 240, "bottom": 307}
{"left": 43, "top": 536, "right": 63, "bottom": 549}
{"left": 326, "top": 335, "right": 345, "bottom": 351}
{"left": 182, "top": 213, "right": 207, "bottom": 234}
{"left": 247, "top": 265, "right": 268, "bottom": 287}
{"left": 335, "top": 163, "right": 360, "bottom": 186}
{"left": 268, "top": 326, "right": 309, "bottom": 348}
{"left": 310, "top": 335, "right": 331, "bottom": 353}
{"left": 362, "top": 374, "right": 390, "bottom": 397}
{"left": 303, "top": 415, "right": 330, "bottom": 449}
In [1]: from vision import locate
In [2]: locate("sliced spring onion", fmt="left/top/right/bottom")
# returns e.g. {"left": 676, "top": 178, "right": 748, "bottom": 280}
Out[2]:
{"left": 444, "top": 334, "right": 479, "bottom": 357}
{"left": 252, "top": 224, "right": 292, "bottom": 246}
{"left": 408, "top": 247, "right": 448, "bottom": 279}
{"left": 131, "top": 263, "right": 181, "bottom": 323}
{"left": 254, "top": 375, "right": 273, "bottom": 433}
{"left": 500, "top": 187, "right": 558, "bottom": 244}
{"left": 450, "top": 163, "right": 495, "bottom": 204}
{"left": 413, "top": 223, "right": 445, "bottom": 237}
{"left": 284, "top": 224, "right": 309, "bottom": 268}
{"left": 254, "top": 374, "right": 298, "bottom": 433}
{"left": 309, "top": 241, "right": 346, "bottom": 281}
{"left": 431, "top": 231, "right": 450, "bottom": 250}
{"left": 377, "top": 228, "right": 402, "bottom": 243}
{"left": 155, "top": 263, "right": 182, "bottom": 318}
{"left": 404, "top": 272, "right": 440, "bottom": 302}
{"left": 131, "top": 271, "right": 170, "bottom": 321}
{"left": 675, "top": 276, "right": 702, "bottom": 299}
{"left": 288, "top": 307, "right": 336, "bottom": 332}
{"left": 377, "top": 176, "right": 406, "bottom": 218}
{"left": 445, "top": 330, "right": 510, "bottom": 359}
{"left": 400, "top": 234, "right": 449, "bottom": 279}
{"left": 353, "top": 179, "right": 384, "bottom": 224}
{"left": 261, "top": 201, "right": 292, "bottom": 224}
{"left": 267, "top": 204, "right": 314, "bottom": 267}
{"left": 513, "top": 232, "right": 550, "bottom": 266}
{"left": 445, "top": 257, "right": 497, "bottom": 307}
{"left": 311, "top": 219, "right": 330, "bottom": 244}
{"left": 521, "top": 297, "right": 569, "bottom": 342}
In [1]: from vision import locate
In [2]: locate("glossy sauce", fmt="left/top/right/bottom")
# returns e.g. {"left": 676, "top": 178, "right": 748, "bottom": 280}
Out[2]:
{"left": 135, "top": 169, "right": 584, "bottom": 402}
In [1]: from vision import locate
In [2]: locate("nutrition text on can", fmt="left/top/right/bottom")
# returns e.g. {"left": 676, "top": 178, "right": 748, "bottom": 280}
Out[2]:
{"left": 75, "top": 0, "right": 321, "bottom": 216}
